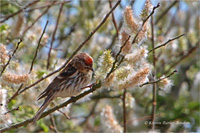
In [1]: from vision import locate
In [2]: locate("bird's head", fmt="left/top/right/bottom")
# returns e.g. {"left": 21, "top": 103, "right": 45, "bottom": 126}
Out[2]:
{"left": 73, "top": 53, "right": 94, "bottom": 73}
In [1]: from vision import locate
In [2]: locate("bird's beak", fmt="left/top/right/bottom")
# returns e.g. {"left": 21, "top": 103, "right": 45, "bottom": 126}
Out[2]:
{"left": 90, "top": 67, "right": 94, "bottom": 72}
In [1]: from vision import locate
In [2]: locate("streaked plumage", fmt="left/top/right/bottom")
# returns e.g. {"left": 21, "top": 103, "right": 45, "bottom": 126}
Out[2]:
{"left": 33, "top": 53, "right": 93, "bottom": 123}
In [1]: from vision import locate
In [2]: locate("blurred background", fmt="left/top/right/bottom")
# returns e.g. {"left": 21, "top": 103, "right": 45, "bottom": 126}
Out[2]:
{"left": 0, "top": 0, "right": 199, "bottom": 132}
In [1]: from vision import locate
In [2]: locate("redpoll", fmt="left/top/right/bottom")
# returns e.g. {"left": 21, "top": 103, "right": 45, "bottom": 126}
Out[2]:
{"left": 33, "top": 53, "right": 93, "bottom": 123}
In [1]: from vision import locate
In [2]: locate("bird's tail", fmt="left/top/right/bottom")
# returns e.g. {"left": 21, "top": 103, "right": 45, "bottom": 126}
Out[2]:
{"left": 33, "top": 94, "right": 53, "bottom": 123}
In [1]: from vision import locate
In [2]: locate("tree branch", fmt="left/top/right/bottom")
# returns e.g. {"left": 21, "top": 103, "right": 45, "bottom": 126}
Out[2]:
{"left": 109, "top": 0, "right": 119, "bottom": 37}
{"left": 0, "top": 82, "right": 102, "bottom": 132}
{"left": 122, "top": 88, "right": 127, "bottom": 133}
{"left": 132, "top": 3, "right": 160, "bottom": 44}
{"left": 148, "top": 34, "right": 185, "bottom": 54}
{"left": 106, "top": 35, "right": 131, "bottom": 78}
{"left": 47, "top": 3, "right": 64, "bottom": 69}
{"left": 29, "top": 20, "right": 49, "bottom": 74}
{"left": 155, "top": 1, "right": 178, "bottom": 25}
{"left": 0, "top": 39, "right": 22, "bottom": 76}
{"left": 25, "top": 0, "right": 70, "bottom": 12}
{"left": 140, "top": 70, "right": 177, "bottom": 87}
{"left": 0, "top": 0, "right": 40, "bottom": 23}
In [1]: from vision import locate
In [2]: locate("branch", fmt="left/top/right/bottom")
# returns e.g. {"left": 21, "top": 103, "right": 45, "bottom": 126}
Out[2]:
{"left": 29, "top": 20, "right": 49, "bottom": 74}
{"left": 109, "top": 0, "right": 119, "bottom": 37}
{"left": 164, "top": 46, "right": 198, "bottom": 74}
{"left": 150, "top": 15, "right": 156, "bottom": 130}
{"left": 106, "top": 35, "right": 131, "bottom": 78}
{"left": 80, "top": 100, "right": 99, "bottom": 126}
{"left": 18, "top": 0, "right": 121, "bottom": 94}
{"left": 140, "top": 70, "right": 177, "bottom": 87}
{"left": 155, "top": 1, "right": 178, "bottom": 25}
{"left": 0, "top": 82, "right": 102, "bottom": 132}
{"left": 0, "top": 39, "right": 22, "bottom": 76}
{"left": 22, "top": 4, "right": 52, "bottom": 35}
{"left": 148, "top": 34, "right": 185, "bottom": 54}
{"left": 7, "top": 84, "right": 23, "bottom": 103}
{"left": 0, "top": 0, "right": 40, "bottom": 23}
{"left": 4, "top": 107, "right": 19, "bottom": 115}
{"left": 47, "top": 3, "right": 64, "bottom": 69}
{"left": 25, "top": 0, "right": 70, "bottom": 12}
{"left": 132, "top": 3, "right": 160, "bottom": 44}
{"left": 7, "top": 21, "right": 49, "bottom": 103}
{"left": 122, "top": 88, "right": 127, "bottom": 133}
{"left": 50, "top": 115, "right": 59, "bottom": 133}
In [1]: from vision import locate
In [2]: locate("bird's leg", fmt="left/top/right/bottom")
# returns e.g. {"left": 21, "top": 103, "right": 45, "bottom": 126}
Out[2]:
{"left": 81, "top": 83, "right": 94, "bottom": 90}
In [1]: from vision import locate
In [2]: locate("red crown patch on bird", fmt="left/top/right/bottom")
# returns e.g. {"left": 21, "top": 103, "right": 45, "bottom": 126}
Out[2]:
{"left": 85, "top": 56, "right": 93, "bottom": 65}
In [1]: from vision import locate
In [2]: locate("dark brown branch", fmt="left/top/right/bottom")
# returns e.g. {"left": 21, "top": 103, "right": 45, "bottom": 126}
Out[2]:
{"left": 80, "top": 100, "right": 99, "bottom": 126}
{"left": 0, "top": 0, "right": 40, "bottom": 23}
{"left": 164, "top": 46, "right": 198, "bottom": 74}
{"left": 4, "top": 107, "right": 19, "bottom": 115}
{"left": 0, "top": 39, "right": 22, "bottom": 76}
{"left": 25, "top": 0, "right": 70, "bottom": 12}
{"left": 109, "top": 0, "right": 119, "bottom": 37}
{"left": 22, "top": 4, "right": 52, "bottom": 35}
{"left": 107, "top": 20, "right": 123, "bottom": 49}
{"left": 148, "top": 34, "right": 185, "bottom": 54}
{"left": 57, "top": 110, "right": 70, "bottom": 119}
{"left": 140, "top": 70, "right": 177, "bottom": 87}
{"left": 106, "top": 35, "right": 131, "bottom": 78}
{"left": 29, "top": 20, "right": 49, "bottom": 74}
{"left": 155, "top": 1, "right": 178, "bottom": 25}
{"left": 7, "top": 84, "right": 24, "bottom": 103}
{"left": 50, "top": 115, "right": 58, "bottom": 133}
{"left": 132, "top": 3, "right": 160, "bottom": 44}
{"left": 0, "top": 82, "right": 102, "bottom": 132}
{"left": 18, "top": 0, "right": 121, "bottom": 94}
{"left": 41, "top": 44, "right": 63, "bottom": 51}
{"left": 47, "top": 3, "right": 64, "bottom": 69}
{"left": 7, "top": 21, "right": 49, "bottom": 102}
{"left": 150, "top": 15, "right": 156, "bottom": 130}
{"left": 122, "top": 88, "right": 127, "bottom": 133}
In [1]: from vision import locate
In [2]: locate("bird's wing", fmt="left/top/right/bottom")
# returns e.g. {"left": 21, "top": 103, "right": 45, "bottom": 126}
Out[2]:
{"left": 37, "top": 63, "right": 77, "bottom": 100}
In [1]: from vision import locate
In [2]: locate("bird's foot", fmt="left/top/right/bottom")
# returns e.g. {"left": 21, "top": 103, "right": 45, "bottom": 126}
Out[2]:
{"left": 81, "top": 83, "right": 94, "bottom": 90}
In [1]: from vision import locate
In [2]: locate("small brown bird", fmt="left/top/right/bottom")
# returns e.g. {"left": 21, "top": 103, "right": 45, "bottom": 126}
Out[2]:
{"left": 33, "top": 53, "right": 93, "bottom": 123}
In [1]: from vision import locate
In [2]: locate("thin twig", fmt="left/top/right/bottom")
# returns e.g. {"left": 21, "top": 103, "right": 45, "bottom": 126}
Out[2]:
{"left": 4, "top": 107, "right": 19, "bottom": 115}
{"left": 47, "top": 3, "right": 64, "bottom": 69}
{"left": 132, "top": 3, "right": 160, "bottom": 44}
{"left": 0, "top": 0, "right": 40, "bottom": 23}
{"left": 41, "top": 44, "right": 63, "bottom": 51}
{"left": 155, "top": 1, "right": 178, "bottom": 25}
{"left": 151, "top": 15, "right": 156, "bottom": 130}
{"left": 57, "top": 110, "right": 70, "bottom": 119}
{"left": 22, "top": 4, "right": 52, "bottom": 35}
{"left": 0, "top": 39, "right": 22, "bottom": 76}
{"left": 7, "top": 84, "right": 23, "bottom": 103}
{"left": 106, "top": 35, "right": 131, "bottom": 78}
{"left": 80, "top": 100, "right": 99, "bottom": 126}
{"left": 18, "top": 0, "right": 121, "bottom": 94}
{"left": 107, "top": 20, "right": 123, "bottom": 49}
{"left": 148, "top": 34, "right": 185, "bottom": 54}
{"left": 25, "top": 0, "right": 70, "bottom": 12}
{"left": 164, "top": 46, "right": 198, "bottom": 74}
{"left": 7, "top": 21, "right": 49, "bottom": 103}
{"left": 109, "top": 0, "right": 119, "bottom": 37}
{"left": 50, "top": 114, "right": 58, "bottom": 133}
{"left": 0, "top": 82, "right": 102, "bottom": 132}
{"left": 122, "top": 88, "right": 127, "bottom": 133}
{"left": 29, "top": 20, "right": 49, "bottom": 74}
{"left": 140, "top": 70, "right": 177, "bottom": 87}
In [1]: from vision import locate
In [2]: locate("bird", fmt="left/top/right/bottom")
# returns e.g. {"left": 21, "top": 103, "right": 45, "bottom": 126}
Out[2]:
{"left": 33, "top": 53, "right": 94, "bottom": 123}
